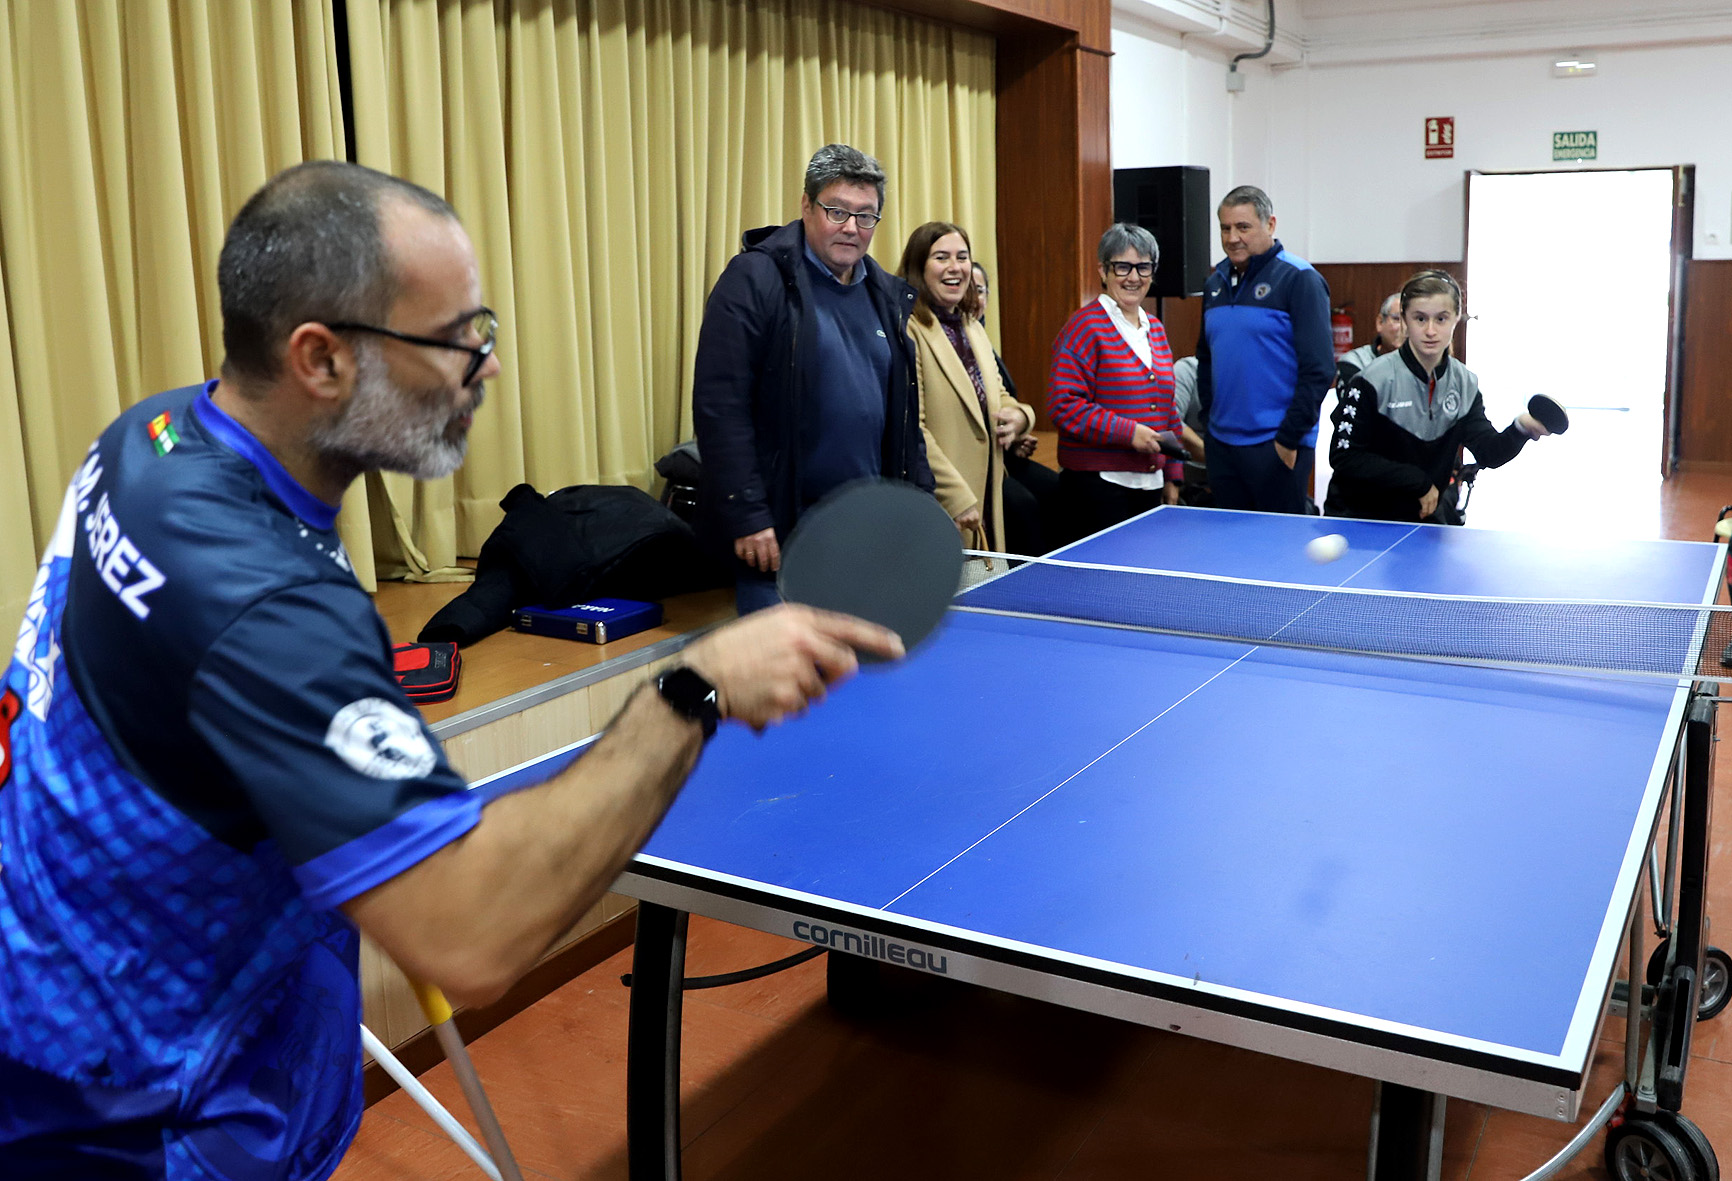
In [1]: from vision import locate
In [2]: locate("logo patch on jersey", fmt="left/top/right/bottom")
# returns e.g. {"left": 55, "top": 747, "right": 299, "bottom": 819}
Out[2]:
{"left": 0, "top": 688, "right": 20, "bottom": 787}
{"left": 147, "top": 411, "right": 180, "bottom": 456}
{"left": 1253, "top": 283, "right": 1272, "bottom": 300}
{"left": 326, "top": 698, "right": 436, "bottom": 780}
{"left": 1442, "top": 391, "right": 1460, "bottom": 414}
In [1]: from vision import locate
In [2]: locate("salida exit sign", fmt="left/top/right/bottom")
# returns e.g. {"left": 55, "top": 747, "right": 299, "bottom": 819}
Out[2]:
{"left": 1425, "top": 117, "right": 1455, "bottom": 159}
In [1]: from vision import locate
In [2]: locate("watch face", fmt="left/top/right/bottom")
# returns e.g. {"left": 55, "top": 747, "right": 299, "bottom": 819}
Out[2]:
{"left": 659, "top": 667, "right": 720, "bottom": 737}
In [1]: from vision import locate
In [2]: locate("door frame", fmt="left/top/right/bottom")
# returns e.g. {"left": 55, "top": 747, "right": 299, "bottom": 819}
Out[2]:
{"left": 1462, "top": 165, "right": 1692, "bottom": 477}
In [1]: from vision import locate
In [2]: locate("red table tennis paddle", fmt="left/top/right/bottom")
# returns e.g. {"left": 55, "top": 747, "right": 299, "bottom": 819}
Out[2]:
{"left": 777, "top": 480, "right": 962, "bottom": 661}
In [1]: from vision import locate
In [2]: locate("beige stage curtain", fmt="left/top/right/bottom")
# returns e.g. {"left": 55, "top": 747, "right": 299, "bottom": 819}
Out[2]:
{"left": 0, "top": 0, "right": 352, "bottom": 628}
{"left": 344, "top": 0, "right": 996, "bottom": 574}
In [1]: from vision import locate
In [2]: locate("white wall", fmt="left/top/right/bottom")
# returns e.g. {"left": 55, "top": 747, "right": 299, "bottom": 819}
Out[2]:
{"left": 1110, "top": 18, "right": 1275, "bottom": 226}
{"left": 1288, "top": 43, "right": 1732, "bottom": 262}
{"left": 1112, "top": 17, "right": 1732, "bottom": 263}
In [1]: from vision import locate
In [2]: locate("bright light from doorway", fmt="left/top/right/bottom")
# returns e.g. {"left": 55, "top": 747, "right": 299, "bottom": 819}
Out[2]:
{"left": 1463, "top": 168, "right": 1674, "bottom": 539}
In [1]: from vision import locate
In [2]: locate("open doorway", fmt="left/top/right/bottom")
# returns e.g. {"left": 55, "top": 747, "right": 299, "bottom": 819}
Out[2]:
{"left": 1462, "top": 168, "right": 1679, "bottom": 538}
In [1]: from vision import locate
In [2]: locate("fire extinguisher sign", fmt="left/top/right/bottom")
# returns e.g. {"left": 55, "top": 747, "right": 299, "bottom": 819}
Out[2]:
{"left": 1425, "top": 117, "right": 1455, "bottom": 159}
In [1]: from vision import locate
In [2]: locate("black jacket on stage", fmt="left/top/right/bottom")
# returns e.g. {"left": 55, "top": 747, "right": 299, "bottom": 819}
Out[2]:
{"left": 690, "top": 219, "right": 933, "bottom": 553}
{"left": 1324, "top": 344, "right": 1531, "bottom": 523}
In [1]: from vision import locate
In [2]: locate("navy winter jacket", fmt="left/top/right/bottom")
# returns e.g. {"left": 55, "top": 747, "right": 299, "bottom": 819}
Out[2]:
{"left": 691, "top": 219, "right": 932, "bottom": 551}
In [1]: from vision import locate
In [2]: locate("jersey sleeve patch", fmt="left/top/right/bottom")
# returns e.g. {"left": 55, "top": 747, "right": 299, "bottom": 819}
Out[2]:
{"left": 325, "top": 698, "right": 438, "bottom": 780}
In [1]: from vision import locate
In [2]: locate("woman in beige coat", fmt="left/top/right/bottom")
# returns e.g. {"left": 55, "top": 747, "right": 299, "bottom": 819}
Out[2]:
{"left": 897, "top": 221, "right": 1036, "bottom": 553}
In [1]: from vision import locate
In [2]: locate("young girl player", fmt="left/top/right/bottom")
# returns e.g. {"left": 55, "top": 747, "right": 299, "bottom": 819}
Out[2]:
{"left": 1323, "top": 269, "right": 1553, "bottom": 523}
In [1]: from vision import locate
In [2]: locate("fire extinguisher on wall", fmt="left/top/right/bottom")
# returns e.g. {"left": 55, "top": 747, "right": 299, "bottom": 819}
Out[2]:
{"left": 1331, "top": 306, "right": 1354, "bottom": 361}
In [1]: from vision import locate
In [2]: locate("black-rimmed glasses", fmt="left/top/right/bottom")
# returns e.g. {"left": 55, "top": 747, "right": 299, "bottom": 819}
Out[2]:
{"left": 1107, "top": 261, "right": 1155, "bottom": 278}
{"left": 814, "top": 200, "right": 882, "bottom": 230}
{"left": 328, "top": 308, "right": 498, "bottom": 385}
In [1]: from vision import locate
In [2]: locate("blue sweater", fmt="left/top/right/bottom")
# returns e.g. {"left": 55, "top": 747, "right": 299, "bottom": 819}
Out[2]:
{"left": 800, "top": 246, "right": 891, "bottom": 504}
{"left": 1195, "top": 241, "right": 1334, "bottom": 449}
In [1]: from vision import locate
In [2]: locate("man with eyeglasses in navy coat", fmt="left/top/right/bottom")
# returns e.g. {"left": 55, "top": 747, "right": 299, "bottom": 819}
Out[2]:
{"left": 693, "top": 143, "right": 935, "bottom": 613}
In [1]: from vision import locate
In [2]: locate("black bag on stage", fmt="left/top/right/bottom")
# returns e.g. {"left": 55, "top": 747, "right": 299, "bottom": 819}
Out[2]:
{"left": 418, "top": 483, "right": 728, "bottom": 647}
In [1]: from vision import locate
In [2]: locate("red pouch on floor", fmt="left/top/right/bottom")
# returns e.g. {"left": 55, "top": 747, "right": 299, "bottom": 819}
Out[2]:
{"left": 392, "top": 641, "right": 461, "bottom": 704}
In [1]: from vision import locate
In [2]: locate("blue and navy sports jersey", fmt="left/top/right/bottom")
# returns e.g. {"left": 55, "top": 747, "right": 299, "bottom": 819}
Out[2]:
{"left": 0, "top": 383, "right": 477, "bottom": 1178}
{"left": 1194, "top": 241, "right": 1335, "bottom": 449}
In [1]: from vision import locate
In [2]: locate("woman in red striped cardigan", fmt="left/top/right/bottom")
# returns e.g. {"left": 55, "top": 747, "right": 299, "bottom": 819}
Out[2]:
{"left": 1048, "top": 223, "right": 1199, "bottom": 541}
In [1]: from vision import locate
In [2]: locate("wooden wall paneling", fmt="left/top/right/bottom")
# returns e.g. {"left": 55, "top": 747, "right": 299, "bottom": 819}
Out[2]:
{"left": 1158, "top": 263, "right": 1459, "bottom": 372}
{"left": 857, "top": 0, "right": 1114, "bottom": 429}
{"left": 1154, "top": 296, "right": 1203, "bottom": 359}
{"left": 1679, "top": 259, "right": 1732, "bottom": 465}
{"left": 1313, "top": 261, "right": 1462, "bottom": 362}
{"left": 872, "top": 0, "right": 1107, "bottom": 49}
{"left": 1076, "top": 45, "right": 1113, "bottom": 294}
{"left": 995, "top": 30, "right": 1080, "bottom": 428}
{"left": 994, "top": 37, "right": 1113, "bottom": 426}
{"left": 1665, "top": 166, "right": 1695, "bottom": 475}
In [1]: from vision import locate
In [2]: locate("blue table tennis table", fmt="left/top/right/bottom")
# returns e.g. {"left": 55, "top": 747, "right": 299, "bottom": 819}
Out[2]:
{"left": 488, "top": 507, "right": 1729, "bottom": 1179}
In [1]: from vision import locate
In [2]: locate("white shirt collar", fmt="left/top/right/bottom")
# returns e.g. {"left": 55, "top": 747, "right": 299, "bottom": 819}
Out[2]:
{"left": 1097, "top": 293, "right": 1146, "bottom": 333}
{"left": 1097, "top": 294, "right": 1153, "bottom": 370}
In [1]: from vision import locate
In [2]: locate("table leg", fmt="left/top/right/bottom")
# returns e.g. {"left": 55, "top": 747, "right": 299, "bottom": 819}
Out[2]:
{"left": 627, "top": 902, "right": 689, "bottom": 1181}
{"left": 1627, "top": 880, "right": 1644, "bottom": 1096}
{"left": 1367, "top": 1082, "right": 1445, "bottom": 1181}
{"left": 1652, "top": 693, "right": 1715, "bottom": 1111}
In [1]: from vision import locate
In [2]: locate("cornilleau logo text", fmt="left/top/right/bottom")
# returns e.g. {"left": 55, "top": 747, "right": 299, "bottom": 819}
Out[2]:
{"left": 792, "top": 922, "right": 949, "bottom": 974}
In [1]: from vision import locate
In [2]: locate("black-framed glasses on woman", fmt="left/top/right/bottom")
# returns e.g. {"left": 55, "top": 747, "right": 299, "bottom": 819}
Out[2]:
{"left": 1107, "top": 261, "right": 1154, "bottom": 278}
{"left": 327, "top": 308, "right": 498, "bottom": 386}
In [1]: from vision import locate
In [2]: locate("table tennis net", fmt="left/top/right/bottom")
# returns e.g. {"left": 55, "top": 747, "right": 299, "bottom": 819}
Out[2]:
{"left": 956, "top": 552, "right": 1732, "bottom": 684}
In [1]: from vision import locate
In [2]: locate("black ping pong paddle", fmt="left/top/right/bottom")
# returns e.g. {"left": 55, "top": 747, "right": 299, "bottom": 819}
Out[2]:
{"left": 1528, "top": 395, "right": 1570, "bottom": 436}
{"left": 1154, "top": 430, "right": 1191, "bottom": 461}
{"left": 777, "top": 480, "right": 962, "bottom": 661}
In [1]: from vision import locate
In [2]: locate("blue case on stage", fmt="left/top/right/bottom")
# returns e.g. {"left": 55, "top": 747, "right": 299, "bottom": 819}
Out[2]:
{"left": 512, "top": 597, "right": 664, "bottom": 644}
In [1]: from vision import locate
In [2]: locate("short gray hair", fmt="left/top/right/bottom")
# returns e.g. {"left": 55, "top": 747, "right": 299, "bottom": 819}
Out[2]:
{"left": 1379, "top": 292, "right": 1402, "bottom": 317}
{"left": 219, "top": 160, "right": 458, "bottom": 383}
{"left": 1097, "top": 222, "right": 1159, "bottom": 270}
{"left": 1218, "top": 184, "right": 1274, "bottom": 223}
{"left": 804, "top": 144, "right": 886, "bottom": 208}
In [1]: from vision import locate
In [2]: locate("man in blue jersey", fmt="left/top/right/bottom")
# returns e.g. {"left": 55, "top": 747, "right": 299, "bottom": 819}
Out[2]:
{"left": 1194, "top": 185, "right": 1335, "bottom": 514}
{"left": 0, "top": 161, "right": 900, "bottom": 1179}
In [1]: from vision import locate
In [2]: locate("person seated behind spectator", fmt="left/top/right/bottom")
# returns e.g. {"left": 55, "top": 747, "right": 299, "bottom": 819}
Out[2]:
{"left": 1169, "top": 355, "right": 1210, "bottom": 501}
{"left": 1047, "top": 223, "right": 1185, "bottom": 540}
{"left": 692, "top": 143, "right": 934, "bottom": 613}
{"left": 970, "top": 258, "right": 1065, "bottom": 555}
{"left": 898, "top": 223, "right": 1037, "bottom": 554}
{"left": 1336, "top": 292, "right": 1404, "bottom": 390}
{"left": 1325, "top": 269, "right": 1553, "bottom": 523}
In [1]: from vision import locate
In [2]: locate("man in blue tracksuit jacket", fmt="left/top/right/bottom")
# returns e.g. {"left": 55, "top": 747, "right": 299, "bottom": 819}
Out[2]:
{"left": 1195, "top": 185, "right": 1335, "bottom": 514}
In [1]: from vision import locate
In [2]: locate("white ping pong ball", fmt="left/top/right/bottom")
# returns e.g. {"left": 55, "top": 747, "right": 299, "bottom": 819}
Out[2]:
{"left": 1306, "top": 533, "right": 1349, "bottom": 564}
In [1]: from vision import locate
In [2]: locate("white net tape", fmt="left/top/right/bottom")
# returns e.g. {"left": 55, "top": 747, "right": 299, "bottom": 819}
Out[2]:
{"left": 957, "top": 551, "right": 1731, "bottom": 684}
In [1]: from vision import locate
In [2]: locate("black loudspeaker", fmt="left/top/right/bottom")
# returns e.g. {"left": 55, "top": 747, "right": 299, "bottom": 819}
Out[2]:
{"left": 1112, "top": 165, "right": 1212, "bottom": 298}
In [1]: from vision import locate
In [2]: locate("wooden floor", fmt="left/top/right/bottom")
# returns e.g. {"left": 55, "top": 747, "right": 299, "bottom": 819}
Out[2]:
{"left": 336, "top": 463, "right": 1732, "bottom": 1181}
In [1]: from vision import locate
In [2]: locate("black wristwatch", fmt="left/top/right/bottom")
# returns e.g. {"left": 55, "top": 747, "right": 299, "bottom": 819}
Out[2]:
{"left": 656, "top": 666, "right": 720, "bottom": 740}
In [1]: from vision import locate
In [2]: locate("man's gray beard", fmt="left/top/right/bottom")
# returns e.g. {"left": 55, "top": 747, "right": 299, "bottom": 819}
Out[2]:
{"left": 310, "top": 344, "right": 479, "bottom": 481}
